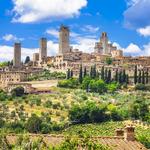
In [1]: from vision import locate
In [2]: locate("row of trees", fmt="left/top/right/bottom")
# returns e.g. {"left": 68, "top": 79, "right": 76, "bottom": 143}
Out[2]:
{"left": 67, "top": 65, "right": 149, "bottom": 85}
{"left": 134, "top": 66, "right": 149, "bottom": 84}
{"left": 78, "top": 65, "right": 129, "bottom": 85}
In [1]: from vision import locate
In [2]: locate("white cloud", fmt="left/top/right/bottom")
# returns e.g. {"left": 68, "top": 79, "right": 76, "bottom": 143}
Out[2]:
{"left": 81, "top": 25, "right": 100, "bottom": 33}
{"left": 46, "top": 29, "right": 59, "bottom": 38}
{"left": 137, "top": 26, "right": 150, "bottom": 37}
{"left": 72, "top": 37, "right": 97, "bottom": 53}
{"left": 2, "top": 34, "right": 23, "bottom": 42}
{"left": 114, "top": 42, "right": 150, "bottom": 56}
{"left": 124, "top": 0, "right": 150, "bottom": 28}
{"left": 12, "top": 0, "right": 87, "bottom": 23}
{"left": 123, "top": 43, "right": 142, "bottom": 55}
{"left": 0, "top": 40, "right": 59, "bottom": 62}
{"left": 0, "top": 45, "right": 37, "bottom": 62}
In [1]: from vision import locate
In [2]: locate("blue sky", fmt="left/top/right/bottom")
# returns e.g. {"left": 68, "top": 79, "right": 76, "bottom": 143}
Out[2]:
{"left": 0, "top": 0, "right": 150, "bottom": 61}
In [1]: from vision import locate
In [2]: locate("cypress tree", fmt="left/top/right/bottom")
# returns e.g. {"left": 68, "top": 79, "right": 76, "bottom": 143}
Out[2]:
{"left": 79, "top": 65, "right": 83, "bottom": 84}
{"left": 107, "top": 69, "right": 111, "bottom": 83}
{"left": 25, "top": 56, "right": 30, "bottom": 64}
{"left": 83, "top": 67, "right": 87, "bottom": 77}
{"left": 119, "top": 71, "right": 122, "bottom": 84}
{"left": 122, "top": 69, "right": 126, "bottom": 83}
{"left": 101, "top": 66, "right": 105, "bottom": 80}
{"left": 146, "top": 69, "right": 149, "bottom": 84}
{"left": 134, "top": 65, "right": 138, "bottom": 84}
{"left": 115, "top": 69, "right": 118, "bottom": 82}
{"left": 142, "top": 70, "right": 145, "bottom": 84}
{"left": 93, "top": 65, "right": 97, "bottom": 79}
{"left": 126, "top": 74, "right": 129, "bottom": 84}
{"left": 96, "top": 71, "right": 100, "bottom": 79}
{"left": 90, "top": 66, "right": 93, "bottom": 78}
{"left": 67, "top": 69, "right": 70, "bottom": 79}
{"left": 70, "top": 70, "right": 73, "bottom": 78}
{"left": 138, "top": 70, "right": 142, "bottom": 83}
{"left": 104, "top": 69, "right": 108, "bottom": 82}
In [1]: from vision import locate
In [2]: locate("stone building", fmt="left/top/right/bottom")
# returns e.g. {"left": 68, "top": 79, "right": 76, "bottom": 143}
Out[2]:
{"left": 13, "top": 43, "right": 21, "bottom": 68}
{"left": 39, "top": 38, "right": 47, "bottom": 62}
{"left": 59, "top": 25, "right": 71, "bottom": 55}
{"left": 33, "top": 53, "right": 39, "bottom": 62}
{"left": 0, "top": 71, "right": 28, "bottom": 87}
{"left": 94, "top": 32, "right": 123, "bottom": 57}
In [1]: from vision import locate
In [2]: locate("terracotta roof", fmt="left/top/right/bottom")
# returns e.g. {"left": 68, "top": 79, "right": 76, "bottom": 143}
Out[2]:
{"left": 6, "top": 134, "right": 147, "bottom": 150}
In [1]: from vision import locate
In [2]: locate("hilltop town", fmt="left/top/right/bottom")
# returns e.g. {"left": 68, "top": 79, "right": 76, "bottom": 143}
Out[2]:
{"left": 0, "top": 25, "right": 150, "bottom": 150}
{"left": 0, "top": 25, "right": 150, "bottom": 92}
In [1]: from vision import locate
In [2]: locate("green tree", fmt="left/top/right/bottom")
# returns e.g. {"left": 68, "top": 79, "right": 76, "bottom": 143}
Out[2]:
{"left": 93, "top": 65, "right": 97, "bottom": 79}
{"left": 67, "top": 69, "right": 71, "bottom": 79}
{"left": 104, "top": 69, "right": 108, "bottom": 82}
{"left": 115, "top": 69, "right": 119, "bottom": 82}
{"left": 134, "top": 65, "right": 138, "bottom": 84}
{"left": 11, "top": 87, "right": 25, "bottom": 97}
{"left": 83, "top": 67, "right": 87, "bottom": 77}
{"left": 122, "top": 70, "right": 126, "bottom": 83}
{"left": 25, "top": 114, "right": 42, "bottom": 133}
{"left": 146, "top": 69, "right": 149, "bottom": 84}
{"left": 70, "top": 70, "right": 73, "bottom": 78}
{"left": 79, "top": 65, "right": 83, "bottom": 83}
{"left": 119, "top": 71, "right": 122, "bottom": 84}
{"left": 24, "top": 56, "right": 30, "bottom": 64}
{"left": 101, "top": 66, "right": 105, "bottom": 80}
{"left": 138, "top": 70, "right": 142, "bottom": 83}
{"left": 130, "top": 95, "right": 149, "bottom": 121}
{"left": 106, "top": 57, "right": 112, "bottom": 65}
{"left": 126, "top": 74, "right": 129, "bottom": 84}
{"left": 107, "top": 70, "right": 111, "bottom": 83}
{"left": 142, "top": 70, "right": 145, "bottom": 84}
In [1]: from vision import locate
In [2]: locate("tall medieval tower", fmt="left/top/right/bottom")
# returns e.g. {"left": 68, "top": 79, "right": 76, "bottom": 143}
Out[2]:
{"left": 13, "top": 43, "right": 21, "bottom": 68}
{"left": 100, "top": 32, "right": 109, "bottom": 54}
{"left": 59, "top": 25, "right": 70, "bottom": 55}
{"left": 39, "top": 38, "right": 47, "bottom": 62}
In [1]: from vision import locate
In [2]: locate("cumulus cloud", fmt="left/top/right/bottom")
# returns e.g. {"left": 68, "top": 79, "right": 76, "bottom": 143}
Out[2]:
{"left": 114, "top": 42, "right": 150, "bottom": 56}
{"left": 137, "top": 26, "right": 150, "bottom": 37}
{"left": 124, "top": 0, "right": 150, "bottom": 28}
{"left": 2, "top": 34, "right": 23, "bottom": 42}
{"left": 0, "top": 45, "right": 38, "bottom": 62}
{"left": 0, "top": 40, "right": 59, "bottom": 62}
{"left": 12, "top": 0, "right": 87, "bottom": 23}
{"left": 46, "top": 29, "right": 59, "bottom": 38}
{"left": 81, "top": 25, "right": 100, "bottom": 33}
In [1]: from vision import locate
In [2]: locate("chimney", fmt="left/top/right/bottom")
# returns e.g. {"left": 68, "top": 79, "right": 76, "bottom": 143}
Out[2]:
{"left": 124, "top": 125, "right": 135, "bottom": 141}
{"left": 115, "top": 128, "right": 124, "bottom": 136}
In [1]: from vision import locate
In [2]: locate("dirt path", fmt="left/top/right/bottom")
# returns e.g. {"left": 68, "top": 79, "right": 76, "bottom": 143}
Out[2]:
{"left": 22, "top": 80, "right": 58, "bottom": 88}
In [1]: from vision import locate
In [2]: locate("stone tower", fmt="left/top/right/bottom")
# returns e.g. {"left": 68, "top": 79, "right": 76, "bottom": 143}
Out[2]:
{"left": 39, "top": 38, "right": 47, "bottom": 62}
{"left": 100, "top": 32, "right": 109, "bottom": 54}
{"left": 13, "top": 43, "right": 21, "bottom": 68}
{"left": 59, "top": 25, "right": 70, "bottom": 55}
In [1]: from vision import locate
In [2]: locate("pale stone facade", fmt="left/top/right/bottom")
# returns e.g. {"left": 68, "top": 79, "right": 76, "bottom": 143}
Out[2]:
{"left": 33, "top": 53, "right": 39, "bottom": 62}
{"left": 94, "top": 32, "right": 120, "bottom": 55}
{"left": 0, "top": 71, "right": 28, "bottom": 87}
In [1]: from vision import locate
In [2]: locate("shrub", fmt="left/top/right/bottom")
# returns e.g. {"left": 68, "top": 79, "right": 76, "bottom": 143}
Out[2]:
{"left": 58, "top": 78, "right": 79, "bottom": 88}
{"left": 43, "top": 100, "right": 52, "bottom": 108}
{"left": 135, "top": 84, "right": 146, "bottom": 91}
{"left": 11, "top": 87, "right": 25, "bottom": 97}
{"left": 25, "top": 114, "right": 42, "bottom": 133}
